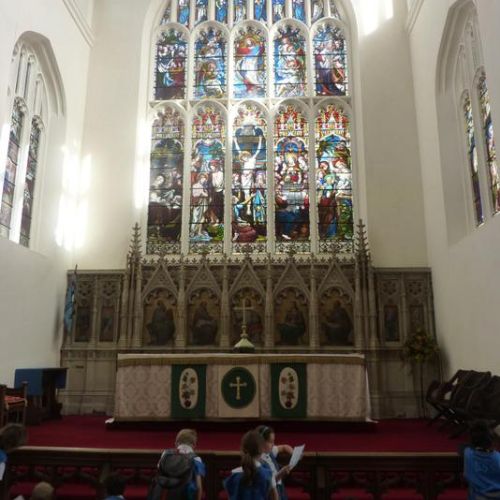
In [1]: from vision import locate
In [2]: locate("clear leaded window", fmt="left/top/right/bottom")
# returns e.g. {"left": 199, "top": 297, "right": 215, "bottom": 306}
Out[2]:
{"left": 147, "top": 0, "right": 353, "bottom": 255}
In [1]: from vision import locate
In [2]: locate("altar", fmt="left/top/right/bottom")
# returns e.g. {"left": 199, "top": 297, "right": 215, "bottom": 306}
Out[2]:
{"left": 113, "top": 353, "right": 370, "bottom": 421}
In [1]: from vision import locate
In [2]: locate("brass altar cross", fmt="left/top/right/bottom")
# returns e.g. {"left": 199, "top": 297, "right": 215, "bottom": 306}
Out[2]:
{"left": 229, "top": 376, "right": 247, "bottom": 401}
{"left": 234, "top": 297, "right": 255, "bottom": 337}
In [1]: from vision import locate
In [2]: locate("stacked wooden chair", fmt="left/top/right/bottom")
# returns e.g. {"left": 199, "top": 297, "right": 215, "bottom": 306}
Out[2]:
{"left": 426, "top": 370, "right": 494, "bottom": 436}
{"left": 0, "top": 382, "right": 28, "bottom": 426}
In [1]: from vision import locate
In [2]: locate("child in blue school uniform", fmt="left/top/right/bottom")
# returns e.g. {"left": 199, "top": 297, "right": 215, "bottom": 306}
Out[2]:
{"left": 224, "top": 430, "right": 279, "bottom": 500}
{"left": 148, "top": 428, "right": 205, "bottom": 500}
{"left": 0, "top": 424, "right": 26, "bottom": 484}
{"left": 464, "top": 421, "right": 500, "bottom": 500}
{"left": 256, "top": 425, "right": 293, "bottom": 500}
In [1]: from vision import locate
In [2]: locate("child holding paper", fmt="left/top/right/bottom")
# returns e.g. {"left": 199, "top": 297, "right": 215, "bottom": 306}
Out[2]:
{"left": 256, "top": 425, "right": 294, "bottom": 500}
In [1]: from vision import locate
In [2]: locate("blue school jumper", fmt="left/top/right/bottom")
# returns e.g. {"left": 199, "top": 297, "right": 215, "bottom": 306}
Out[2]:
{"left": 261, "top": 446, "right": 288, "bottom": 500}
{"left": 224, "top": 462, "right": 274, "bottom": 500}
{"left": 464, "top": 447, "right": 500, "bottom": 500}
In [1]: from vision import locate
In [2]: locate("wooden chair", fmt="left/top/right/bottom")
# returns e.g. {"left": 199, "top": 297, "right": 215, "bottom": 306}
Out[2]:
{"left": 0, "top": 382, "right": 28, "bottom": 426}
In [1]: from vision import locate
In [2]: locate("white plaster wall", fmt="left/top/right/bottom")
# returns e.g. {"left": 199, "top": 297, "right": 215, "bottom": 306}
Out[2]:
{"left": 408, "top": 0, "right": 500, "bottom": 375}
{"left": 0, "top": 0, "right": 91, "bottom": 385}
{"left": 77, "top": 0, "right": 428, "bottom": 269}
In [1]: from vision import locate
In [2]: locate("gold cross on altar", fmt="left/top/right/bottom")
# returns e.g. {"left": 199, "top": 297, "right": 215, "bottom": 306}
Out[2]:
{"left": 229, "top": 376, "right": 247, "bottom": 400}
{"left": 234, "top": 298, "right": 255, "bottom": 336}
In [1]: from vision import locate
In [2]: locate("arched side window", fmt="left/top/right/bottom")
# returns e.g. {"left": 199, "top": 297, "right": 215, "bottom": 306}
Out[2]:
{"left": 477, "top": 76, "right": 500, "bottom": 214}
{"left": 462, "top": 92, "right": 483, "bottom": 225}
{"left": 20, "top": 116, "right": 43, "bottom": 247}
{"left": 147, "top": 0, "right": 353, "bottom": 255}
{"left": 0, "top": 42, "right": 52, "bottom": 248}
{"left": 0, "top": 99, "right": 25, "bottom": 240}
{"left": 437, "top": 4, "right": 499, "bottom": 234}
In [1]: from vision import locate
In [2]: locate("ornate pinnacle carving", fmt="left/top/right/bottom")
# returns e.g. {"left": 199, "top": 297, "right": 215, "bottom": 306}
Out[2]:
{"left": 129, "top": 223, "right": 142, "bottom": 263}
{"left": 355, "top": 219, "right": 370, "bottom": 261}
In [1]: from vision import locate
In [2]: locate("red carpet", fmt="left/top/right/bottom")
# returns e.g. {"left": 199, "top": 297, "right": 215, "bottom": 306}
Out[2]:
{"left": 26, "top": 416, "right": 465, "bottom": 452}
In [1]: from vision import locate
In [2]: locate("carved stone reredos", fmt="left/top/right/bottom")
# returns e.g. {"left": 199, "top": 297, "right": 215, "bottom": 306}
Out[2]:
{"left": 273, "top": 258, "right": 310, "bottom": 300}
{"left": 229, "top": 258, "right": 265, "bottom": 297}
{"left": 141, "top": 259, "right": 178, "bottom": 301}
{"left": 318, "top": 257, "right": 355, "bottom": 299}
{"left": 186, "top": 257, "right": 221, "bottom": 299}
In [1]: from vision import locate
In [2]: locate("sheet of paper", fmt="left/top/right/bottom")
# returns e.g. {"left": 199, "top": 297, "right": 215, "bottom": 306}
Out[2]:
{"left": 289, "top": 444, "right": 305, "bottom": 469}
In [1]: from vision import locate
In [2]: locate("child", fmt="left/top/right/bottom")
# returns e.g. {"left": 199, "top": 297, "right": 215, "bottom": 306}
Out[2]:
{"left": 224, "top": 430, "right": 279, "bottom": 500}
{"left": 0, "top": 424, "right": 26, "bottom": 482}
{"left": 148, "top": 428, "right": 205, "bottom": 500}
{"left": 463, "top": 421, "right": 500, "bottom": 499}
{"left": 256, "top": 425, "right": 293, "bottom": 500}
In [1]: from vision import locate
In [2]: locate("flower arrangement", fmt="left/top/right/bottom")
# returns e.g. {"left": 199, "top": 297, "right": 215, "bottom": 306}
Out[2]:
{"left": 401, "top": 329, "right": 439, "bottom": 364}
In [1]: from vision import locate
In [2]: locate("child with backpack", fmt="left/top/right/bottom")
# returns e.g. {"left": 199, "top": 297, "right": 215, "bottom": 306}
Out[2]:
{"left": 224, "top": 430, "right": 279, "bottom": 500}
{"left": 256, "top": 425, "right": 292, "bottom": 500}
{"left": 148, "top": 429, "right": 205, "bottom": 500}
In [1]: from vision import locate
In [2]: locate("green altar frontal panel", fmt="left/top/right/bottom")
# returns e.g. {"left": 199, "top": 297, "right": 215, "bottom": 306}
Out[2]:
{"left": 271, "top": 363, "right": 307, "bottom": 419}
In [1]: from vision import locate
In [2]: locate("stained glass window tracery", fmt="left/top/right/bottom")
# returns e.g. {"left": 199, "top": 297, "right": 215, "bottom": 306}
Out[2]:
{"left": 478, "top": 76, "right": 500, "bottom": 214}
{"left": 463, "top": 94, "right": 484, "bottom": 226}
{"left": 149, "top": 0, "right": 354, "bottom": 255}
{"left": 316, "top": 104, "right": 353, "bottom": 246}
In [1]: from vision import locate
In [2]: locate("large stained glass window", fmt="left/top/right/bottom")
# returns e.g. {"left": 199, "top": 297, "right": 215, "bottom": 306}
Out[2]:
{"left": 155, "top": 29, "right": 188, "bottom": 100}
{"left": 232, "top": 103, "right": 267, "bottom": 251}
{"left": 149, "top": 0, "right": 354, "bottom": 255}
{"left": 1, "top": 101, "right": 24, "bottom": 239}
{"left": 147, "top": 108, "right": 184, "bottom": 253}
{"left": 274, "top": 25, "right": 307, "bottom": 97}
{"left": 255, "top": 0, "right": 267, "bottom": 22}
{"left": 234, "top": 26, "right": 266, "bottom": 99}
{"left": 194, "top": 27, "right": 227, "bottom": 99}
{"left": 478, "top": 76, "right": 500, "bottom": 214}
{"left": 274, "top": 105, "right": 310, "bottom": 251}
{"left": 190, "top": 106, "right": 225, "bottom": 250}
{"left": 463, "top": 94, "right": 484, "bottom": 225}
{"left": 313, "top": 24, "right": 348, "bottom": 96}
{"left": 20, "top": 117, "right": 42, "bottom": 247}
{"left": 316, "top": 104, "right": 353, "bottom": 249}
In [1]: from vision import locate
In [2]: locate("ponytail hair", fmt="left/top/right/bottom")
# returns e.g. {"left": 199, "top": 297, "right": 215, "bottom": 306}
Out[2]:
{"left": 240, "top": 430, "right": 264, "bottom": 486}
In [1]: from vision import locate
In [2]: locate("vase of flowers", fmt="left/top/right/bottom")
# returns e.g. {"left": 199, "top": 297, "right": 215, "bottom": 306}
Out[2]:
{"left": 401, "top": 329, "right": 439, "bottom": 417}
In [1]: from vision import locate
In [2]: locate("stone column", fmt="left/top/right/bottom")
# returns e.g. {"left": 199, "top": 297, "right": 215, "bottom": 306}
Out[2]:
{"left": 264, "top": 254, "right": 274, "bottom": 349}
{"left": 176, "top": 257, "right": 187, "bottom": 349}
{"left": 220, "top": 256, "right": 231, "bottom": 348}
{"left": 309, "top": 257, "right": 319, "bottom": 350}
